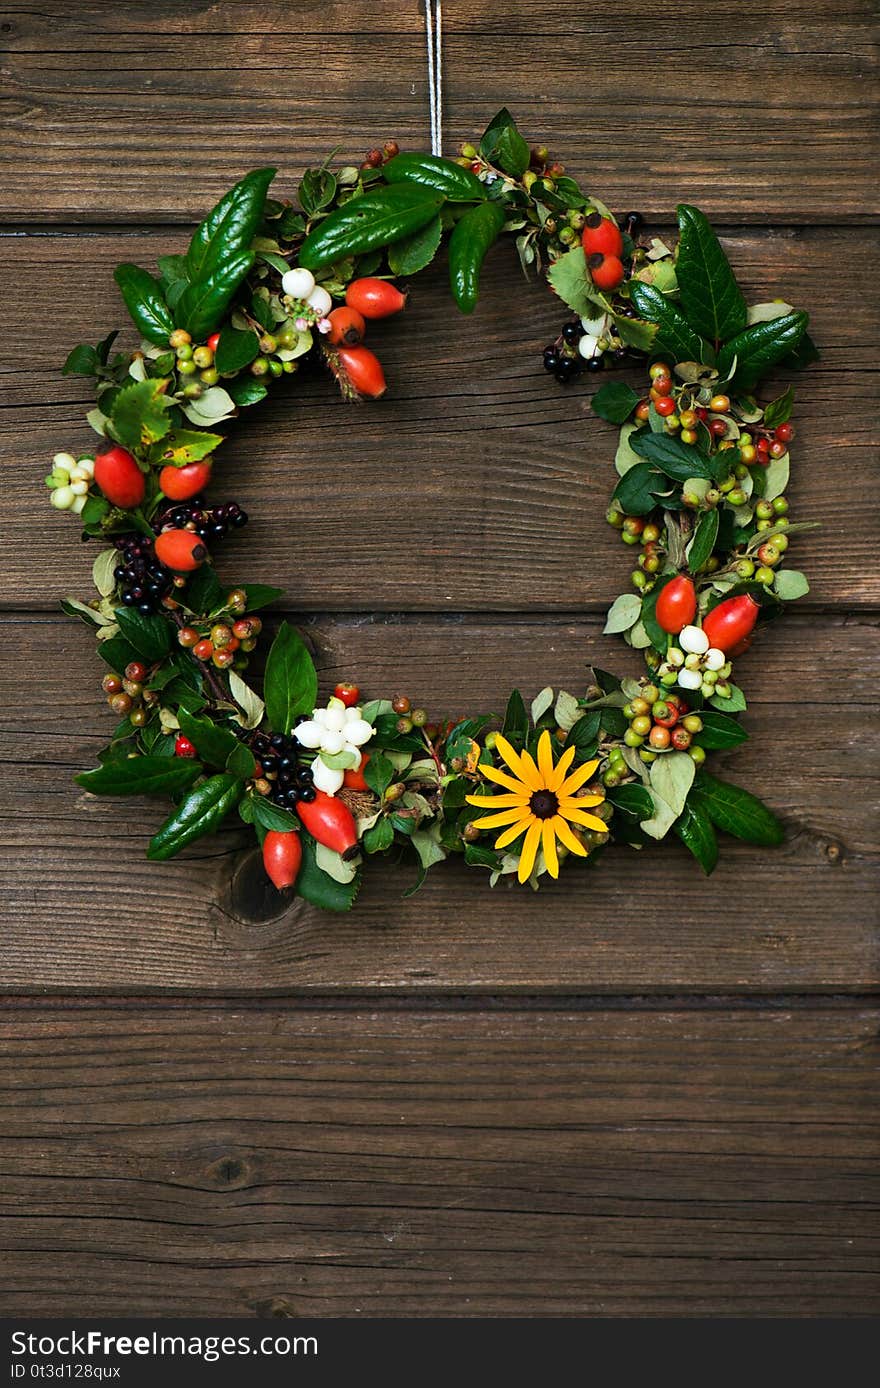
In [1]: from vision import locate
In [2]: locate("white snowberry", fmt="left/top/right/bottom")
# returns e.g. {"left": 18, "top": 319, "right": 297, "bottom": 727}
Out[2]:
{"left": 578, "top": 334, "right": 600, "bottom": 360}
{"left": 53, "top": 452, "right": 77, "bottom": 471}
{"left": 677, "top": 668, "right": 703, "bottom": 691}
{"left": 292, "top": 719, "right": 322, "bottom": 748}
{"left": 312, "top": 757, "right": 345, "bottom": 795}
{"left": 306, "top": 285, "right": 333, "bottom": 317}
{"left": 50, "top": 486, "right": 75, "bottom": 510}
{"left": 320, "top": 729, "right": 345, "bottom": 756}
{"left": 703, "top": 647, "right": 726, "bottom": 671}
{"left": 281, "top": 267, "right": 316, "bottom": 299}
{"left": 679, "top": 624, "right": 709, "bottom": 655}
{"left": 323, "top": 703, "right": 347, "bottom": 733}
{"left": 343, "top": 718, "right": 373, "bottom": 747}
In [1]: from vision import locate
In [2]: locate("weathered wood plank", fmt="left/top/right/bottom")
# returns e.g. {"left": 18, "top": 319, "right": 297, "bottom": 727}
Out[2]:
{"left": 0, "top": 612, "right": 875, "bottom": 994}
{"left": 1, "top": 227, "right": 877, "bottom": 609}
{"left": 1, "top": 1004, "right": 877, "bottom": 1316}
{"left": 1, "top": 1, "right": 876, "bottom": 222}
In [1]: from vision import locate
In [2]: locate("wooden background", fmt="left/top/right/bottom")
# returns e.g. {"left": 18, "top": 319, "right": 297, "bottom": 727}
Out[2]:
{"left": 1, "top": 0, "right": 878, "bottom": 1317}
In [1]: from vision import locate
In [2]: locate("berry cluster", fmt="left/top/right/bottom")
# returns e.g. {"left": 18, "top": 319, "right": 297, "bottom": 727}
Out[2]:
{"left": 620, "top": 686, "right": 707, "bottom": 770}
{"left": 156, "top": 498, "right": 248, "bottom": 541}
{"left": 101, "top": 661, "right": 157, "bottom": 728}
{"left": 113, "top": 535, "right": 174, "bottom": 614}
{"left": 248, "top": 731, "right": 317, "bottom": 809}
{"left": 177, "top": 601, "right": 262, "bottom": 671}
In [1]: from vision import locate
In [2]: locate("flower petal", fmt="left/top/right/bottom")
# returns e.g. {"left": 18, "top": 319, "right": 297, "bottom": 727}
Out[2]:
{"left": 542, "top": 818, "right": 559, "bottom": 878}
{"left": 465, "top": 792, "right": 530, "bottom": 809}
{"left": 559, "top": 758, "right": 601, "bottom": 796}
{"left": 517, "top": 820, "right": 543, "bottom": 883}
{"left": 560, "top": 807, "right": 607, "bottom": 832}
{"left": 477, "top": 763, "right": 529, "bottom": 795}
{"left": 553, "top": 816, "right": 588, "bottom": 857}
{"left": 472, "top": 808, "right": 529, "bottom": 830}
{"left": 517, "top": 749, "right": 543, "bottom": 792}
{"left": 495, "top": 816, "right": 532, "bottom": 850}
{"left": 548, "top": 742, "right": 576, "bottom": 790}
{"left": 492, "top": 734, "right": 531, "bottom": 782}
{"left": 558, "top": 792, "right": 605, "bottom": 809}
{"left": 537, "top": 730, "right": 555, "bottom": 785}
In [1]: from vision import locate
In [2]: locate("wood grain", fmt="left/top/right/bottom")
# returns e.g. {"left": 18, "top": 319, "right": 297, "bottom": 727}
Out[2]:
{"left": 1, "top": 1, "right": 876, "bottom": 223}
{"left": 2, "top": 227, "right": 878, "bottom": 610}
{"left": 1, "top": 1004, "right": 877, "bottom": 1317}
{"left": 1, "top": 612, "right": 876, "bottom": 994}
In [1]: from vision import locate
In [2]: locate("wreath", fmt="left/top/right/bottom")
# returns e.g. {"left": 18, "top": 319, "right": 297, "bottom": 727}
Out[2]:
{"left": 49, "top": 110, "right": 818, "bottom": 911}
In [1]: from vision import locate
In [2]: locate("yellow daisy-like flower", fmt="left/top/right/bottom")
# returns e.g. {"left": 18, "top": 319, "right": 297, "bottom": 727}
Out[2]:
{"left": 465, "top": 729, "right": 606, "bottom": 884}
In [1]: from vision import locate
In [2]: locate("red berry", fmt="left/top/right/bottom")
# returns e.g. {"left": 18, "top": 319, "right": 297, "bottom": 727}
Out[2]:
{"left": 702, "top": 594, "right": 760, "bottom": 653}
{"left": 586, "top": 252, "right": 625, "bottom": 291}
{"left": 124, "top": 661, "right": 148, "bottom": 683}
{"left": 336, "top": 345, "right": 387, "bottom": 399}
{"left": 654, "top": 395, "right": 676, "bottom": 417}
{"left": 709, "top": 418, "right": 727, "bottom": 438}
{"left": 159, "top": 461, "right": 212, "bottom": 500}
{"left": 774, "top": 422, "right": 794, "bottom": 443}
{"left": 94, "top": 445, "right": 146, "bottom": 510}
{"left": 768, "top": 440, "right": 787, "bottom": 458}
{"left": 344, "top": 277, "right": 406, "bottom": 319}
{"left": 333, "top": 682, "right": 360, "bottom": 707}
{"left": 174, "top": 735, "right": 197, "bottom": 758}
{"left": 655, "top": 575, "right": 697, "bottom": 634}
{"left": 154, "top": 528, "right": 208, "bottom": 572}
{"left": 193, "top": 639, "right": 214, "bottom": 660}
{"left": 207, "top": 332, "right": 221, "bottom": 353}
{"left": 580, "top": 213, "right": 624, "bottom": 259}
{"left": 262, "top": 830, "right": 303, "bottom": 890}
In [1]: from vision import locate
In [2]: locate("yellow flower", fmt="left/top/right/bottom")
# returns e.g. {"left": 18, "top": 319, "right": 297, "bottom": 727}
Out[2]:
{"left": 465, "top": 729, "right": 606, "bottom": 884}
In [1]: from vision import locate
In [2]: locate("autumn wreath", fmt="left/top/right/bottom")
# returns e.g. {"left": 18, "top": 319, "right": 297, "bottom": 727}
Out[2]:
{"left": 49, "top": 110, "right": 818, "bottom": 910}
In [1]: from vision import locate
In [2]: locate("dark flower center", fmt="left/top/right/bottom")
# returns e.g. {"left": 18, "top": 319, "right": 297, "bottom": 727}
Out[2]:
{"left": 530, "top": 789, "right": 559, "bottom": 820}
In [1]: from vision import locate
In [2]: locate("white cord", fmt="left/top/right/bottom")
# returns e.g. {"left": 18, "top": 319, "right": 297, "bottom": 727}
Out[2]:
{"left": 424, "top": 0, "right": 442, "bottom": 156}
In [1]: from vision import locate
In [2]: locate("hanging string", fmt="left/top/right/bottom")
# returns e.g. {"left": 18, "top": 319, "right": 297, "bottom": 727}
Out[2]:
{"left": 424, "top": 0, "right": 443, "bottom": 156}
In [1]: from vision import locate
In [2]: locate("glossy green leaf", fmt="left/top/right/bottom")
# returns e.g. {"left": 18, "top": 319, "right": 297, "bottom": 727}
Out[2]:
{"left": 383, "top": 152, "right": 485, "bottom": 201}
{"left": 606, "top": 782, "right": 654, "bottom": 819}
{"left": 76, "top": 756, "right": 203, "bottom": 797}
{"left": 146, "top": 772, "right": 242, "bottom": 860}
{"left": 63, "top": 344, "right": 99, "bottom": 376}
{"left": 479, "top": 107, "right": 517, "bottom": 159}
{"left": 494, "top": 123, "right": 530, "bottom": 176}
{"left": 591, "top": 381, "right": 640, "bottom": 424}
{"left": 227, "top": 376, "right": 268, "bottom": 407}
{"left": 109, "top": 378, "right": 171, "bottom": 452}
{"left": 112, "top": 264, "right": 174, "bottom": 347}
{"left": 715, "top": 312, "right": 809, "bottom": 392}
{"left": 762, "top": 386, "right": 795, "bottom": 429}
{"left": 612, "top": 459, "right": 668, "bottom": 516}
{"left": 227, "top": 741, "right": 258, "bottom": 780}
{"left": 774, "top": 569, "right": 810, "bottom": 601}
{"left": 691, "top": 770, "right": 785, "bottom": 845}
{"left": 675, "top": 204, "right": 747, "bottom": 343}
{"left": 299, "top": 184, "right": 445, "bottom": 270}
{"left": 176, "top": 250, "right": 256, "bottom": 340}
{"left": 502, "top": 689, "right": 529, "bottom": 748}
{"left": 296, "top": 834, "right": 360, "bottom": 911}
{"left": 364, "top": 752, "right": 395, "bottom": 800}
{"left": 685, "top": 507, "right": 720, "bottom": 572}
{"left": 186, "top": 167, "right": 276, "bottom": 282}
{"left": 114, "top": 607, "right": 172, "bottom": 662}
{"left": 184, "top": 564, "right": 223, "bottom": 615}
{"left": 263, "top": 621, "right": 317, "bottom": 735}
{"left": 387, "top": 214, "right": 443, "bottom": 275}
{"left": 96, "top": 634, "right": 141, "bottom": 675}
{"left": 449, "top": 201, "right": 505, "bottom": 313}
{"left": 673, "top": 799, "right": 719, "bottom": 875}
{"left": 239, "top": 583, "right": 284, "bottom": 611}
{"left": 177, "top": 708, "right": 240, "bottom": 768}
{"left": 629, "top": 282, "right": 710, "bottom": 365}
{"left": 630, "top": 431, "right": 722, "bottom": 482}
{"left": 298, "top": 167, "right": 337, "bottom": 217}
{"left": 250, "top": 796, "right": 300, "bottom": 832}
{"left": 214, "top": 326, "right": 260, "bottom": 374}
{"left": 694, "top": 710, "right": 748, "bottom": 750}
{"left": 155, "top": 428, "right": 223, "bottom": 466}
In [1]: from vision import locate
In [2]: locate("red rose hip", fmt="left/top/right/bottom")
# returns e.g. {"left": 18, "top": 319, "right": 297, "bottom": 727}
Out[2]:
{"left": 94, "top": 445, "right": 145, "bottom": 510}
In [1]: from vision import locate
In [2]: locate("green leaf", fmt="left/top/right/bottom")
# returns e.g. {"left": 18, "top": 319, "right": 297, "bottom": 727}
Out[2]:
{"left": 615, "top": 422, "right": 644, "bottom": 476}
{"left": 97, "top": 634, "right": 141, "bottom": 675}
{"left": 156, "top": 253, "right": 189, "bottom": 290}
{"left": 546, "top": 245, "right": 606, "bottom": 317}
{"left": 565, "top": 711, "right": 601, "bottom": 760}
{"left": 675, "top": 204, "right": 747, "bottom": 343}
{"left": 495, "top": 123, "right": 530, "bottom": 177}
{"left": 362, "top": 817, "right": 395, "bottom": 854}
{"left": 591, "top": 381, "right": 640, "bottom": 424}
{"left": 63, "top": 344, "right": 99, "bottom": 376}
{"left": 147, "top": 772, "right": 242, "bottom": 860}
{"left": 76, "top": 756, "right": 203, "bottom": 797}
{"left": 364, "top": 752, "right": 395, "bottom": 799}
{"left": 761, "top": 450, "right": 790, "bottom": 502}
{"left": 383, "top": 152, "right": 485, "bottom": 202}
{"left": 155, "top": 428, "right": 223, "bottom": 466}
{"left": 781, "top": 330, "right": 820, "bottom": 371}
{"left": 630, "top": 431, "right": 722, "bottom": 483}
{"left": 612, "top": 313, "right": 658, "bottom": 353}
{"left": 606, "top": 782, "right": 654, "bottom": 819}
{"left": 184, "top": 564, "right": 223, "bottom": 615}
{"left": 448, "top": 201, "right": 506, "bottom": 313}
{"left": 186, "top": 166, "right": 276, "bottom": 282}
{"left": 603, "top": 592, "right": 642, "bottom": 634}
{"left": 641, "top": 752, "right": 696, "bottom": 840}
{"left": 695, "top": 710, "right": 749, "bottom": 750}
{"left": 708, "top": 683, "right": 748, "bottom": 714}
{"left": 299, "top": 184, "right": 445, "bottom": 270}
{"left": 114, "top": 607, "right": 171, "bottom": 661}
{"left": 240, "top": 583, "right": 284, "bottom": 611}
{"left": 92, "top": 548, "right": 118, "bottom": 597}
{"left": 214, "top": 326, "right": 260, "bottom": 374}
{"left": 715, "top": 312, "right": 809, "bottom": 392}
{"left": 251, "top": 796, "right": 300, "bottom": 832}
{"left": 177, "top": 250, "right": 256, "bottom": 340}
{"left": 674, "top": 799, "right": 719, "bottom": 875}
{"left": 762, "top": 386, "right": 795, "bottom": 429}
{"left": 690, "top": 770, "right": 785, "bottom": 846}
{"left": 177, "top": 709, "right": 240, "bottom": 768}
{"left": 227, "top": 376, "right": 268, "bottom": 408}
{"left": 502, "top": 689, "right": 529, "bottom": 748}
{"left": 612, "top": 459, "right": 668, "bottom": 516}
{"left": 629, "top": 282, "right": 710, "bottom": 365}
{"left": 263, "top": 621, "right": 317, "bottom": 735}
{"left": 387, "top": 213, "right": 443, "bottom": 275}
{"left": 686, "top": 508, "right": 720, "bottom": 572}
{"left": 113, "top": 264, "right": 174, "bottom": 347}
{"left": 108, "top": 378, "right": 171, "bottom": 453}
{"left": 180, "top": 385, "right": 237, "bottom": 427}
{"left": 298, "top": 167, "right": 337, "bottom": 217}
{"left": 479, "top": 107, "right": 517, "bottom": 159}
{"left": 295, "top": 834, "right": 360, "bottom": 912}
{"left": 227, "top": 741, "right": 257, "bottom": 780}
{"left": 774, "top": 569, "right": 810, "bottom": 602}
{"left": 530, "top": 686, "right": 554, "bottom": 724}
{"left": 228, "top": 670, "right": 265, "bottom": 730}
